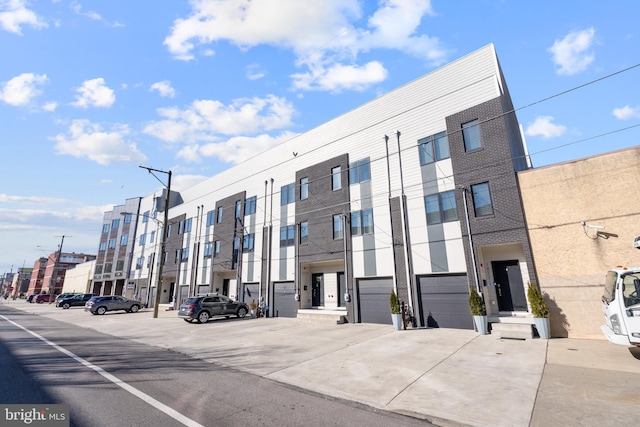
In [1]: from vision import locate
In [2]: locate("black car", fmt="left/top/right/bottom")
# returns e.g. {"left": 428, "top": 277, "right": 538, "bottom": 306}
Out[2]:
{"left": 178, "top": 295, "right": 249, "bottom": 323}
{"left": 84, "top": 296, "right": 142, "bottom": 315}
{"left": 57, "top": 293, "right": 94, "bottom": 309}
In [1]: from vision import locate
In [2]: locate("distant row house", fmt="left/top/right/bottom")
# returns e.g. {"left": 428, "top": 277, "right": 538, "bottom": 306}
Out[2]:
{"left": 87, "top": 44, "right": 640, "bottom": 340}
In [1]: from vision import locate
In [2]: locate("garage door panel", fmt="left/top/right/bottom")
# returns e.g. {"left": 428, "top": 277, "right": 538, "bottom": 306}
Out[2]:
{"left": 357, "top": 278, "right": 393, "bottom": 325}
{"left": 419, "top": 275, "right": 473, "bottom": 330}
{"left": 273, "top": 282, "right": 298, "bottom": 318}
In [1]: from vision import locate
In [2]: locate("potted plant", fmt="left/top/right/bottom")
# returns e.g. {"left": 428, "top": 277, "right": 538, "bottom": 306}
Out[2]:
{"left": 249, "top": 300, "right": 258, "bottom": 318}
{"left": 527, "top": 283, "right": 550, "bottom": 339}
{"left": 469, "top": 287, "right": 488, "bottom": 334}
{"left": 389, "top": 289, "right": 402, "bottom": 330}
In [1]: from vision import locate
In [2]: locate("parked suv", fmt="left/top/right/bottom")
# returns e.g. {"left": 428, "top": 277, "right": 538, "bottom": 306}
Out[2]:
{"left": 33, "top": 294, "right": 53, "bottom": 304}
{"left": 178, "top": 295, "right": 249, "bottom": 323}
{"left": 84, "top": 296, "right": 141, "bottom": 315}
{"left": 57, "top": 293, "right": 94, "bottom": 309}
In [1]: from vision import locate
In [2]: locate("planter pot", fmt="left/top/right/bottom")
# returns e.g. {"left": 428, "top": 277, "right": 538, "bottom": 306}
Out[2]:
{"left": 473, "top": 315, "right": 488, "bottom": 335}
{"left": 250, "top": 309, "right": 256, "bottom": 318}
{"left": 391, "top": 313, "right": 403, "bottom": 331}
{"left": 534, "top": 317, "right": 550, "bottom": 339}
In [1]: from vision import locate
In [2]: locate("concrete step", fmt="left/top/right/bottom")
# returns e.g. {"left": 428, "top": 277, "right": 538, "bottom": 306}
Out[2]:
{"left": 490, "top": 322, "right": 534, "bottom": 340}
{"left": 296, "top": 309, "right": 347, "bottom": 324}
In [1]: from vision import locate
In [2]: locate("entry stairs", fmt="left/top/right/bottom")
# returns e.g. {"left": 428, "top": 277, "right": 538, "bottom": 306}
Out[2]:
{"left": 489, "top": 315, "right": 536, "bottom": 340}
{"left": 296, "top": 307, "right": 348, "bottom": 324}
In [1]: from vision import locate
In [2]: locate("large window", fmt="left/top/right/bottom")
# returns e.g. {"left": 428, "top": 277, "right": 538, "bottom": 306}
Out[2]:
{"left": 243, "top": 233, "right": 255, "bottom": 252}
{"left": 104, "top": 263, "right": 112, "bottom": 273}
{"left": 111, "top": 219, "right": 120, "bottom": 229}
{"left": 181, "top": 247, "right": 189, "bottom": 261}
{"left": 142, "top": 211, "right": 150, "bottom": 223}
{"left": 300, "top": 221, "right": 308, "bottom": 244}
{"left": 331, "top": 166, "right": 342, "bottom": 190}
{"left": 206, "top": 210, "right": 215, "bottom": 226}
{"left": 184, "top": 218, "right": 192, "bottom": 233}
{"left": 214, "top": 241, "right": 220, "bottom": 257}
{"left": 281, "top": 183, "right": 295, "bottom": 205}
{"left": 235, "top": 200, "right": 242, "bottom": 219}
{"left": 99, "top": 242, "right": 107, "bottom": 251}
{"left": 150, "top": 230, "right": 155, "bottom": 243}
{"left": 300, "top": 178, "right": 308, "bottom": 200}
{"left": 102, "top": 224, "right": 109, "bottom": 234}
{"left": 135, "top": 257, "right": 144, "bottom": 270}
{"left": 425, "top": 191, "right": 458, "bottom": 224}
{"left": 216, "top": 206, "right": 223, "bottom": 223}
{"left": 333, "top": 215, "right": 343, "bottom": 240}
{"left": 120, "top": 234, "right": 128, "bottom": 246}
{"left": 108, "top": 239, "right": 116, "bottom": 249}
{"left": 471, "top": 182, "right": 494, "bottom": 217}
{"left": 204, "top": 242, "right": 213, "bottom": 257}
{"left": 123, "top": 213, "right": 132, "bottom": 224}
{"left": 280, "top": 225, "right": 295, "bottom": 247}
{"left": 418, "top": 131, "right": 449, "bottom": 165}
{"left": 349, "top": 158, "right": 371, "bottom": 185}
{"left": 462, "top": 120, "right": 482, "bottom": 152}
{"left": 351, "top": 209, "right": 374, "bottom": 236}
{"left": 245, "top": 196, "right": 257, "bottom": 215}
{"left": 116, "top": 260, "right": 124, "bottom": 271}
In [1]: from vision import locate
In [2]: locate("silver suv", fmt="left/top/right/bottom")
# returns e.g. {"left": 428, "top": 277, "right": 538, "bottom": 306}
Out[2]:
{"left": 85, "top": 296, "right": 141, "bottom": 315}
{"left": 178, "top": 295, "right": 249, "bottom": 323}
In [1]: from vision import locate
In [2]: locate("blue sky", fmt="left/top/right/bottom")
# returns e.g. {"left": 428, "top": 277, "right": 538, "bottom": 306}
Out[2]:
{"left": 1, "top": 0, "right": 639, "bottom": 275}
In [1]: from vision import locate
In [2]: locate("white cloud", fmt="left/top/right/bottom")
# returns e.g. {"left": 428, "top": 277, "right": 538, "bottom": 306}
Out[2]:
{"left": 548, "top": 28, "right": 596, "bottom": 75}
{"left": 0, "top": 194, "right": 69, "bottom": 204}
{"left": 144, "top": 95, "right": 296, "bottom": 143}
{"left": 246, "top": 64, "right": 265, "bottom": 80}
{"left": 42, "top": 101, "right": 57, "bottom": 111}
{"left": 163, "top": 0, "right": 446, "bottom": 92}
{"left": 72, "top": 78, "right": 116, "bottom": 108}
{"left": 292, "top": 60, "right": 388, "bottom": 92}
{"left": 612, "top": 105, "right": 640, "bottom": 120}
{"left": 51, "top": 119, "right": 147, "bottom": 165}
{"left": 0, "top": 0, "right": 47, "bottom": 34}
{"left": 180, "top": 131, "right": 297, "bottom": 164}
{"left": 0, "top": 72, "right": 48, "bottom": 106}
{"left": 525, "top": 116, "right": 567, "bottom": 139}
{"left": 150, "top": 80, "right": 176, "bottom": 98}
{"left": 70, "top": 2, "right": 101, "bottom": 21}
{"left": 171, "top": 174, "right": 210, "bottom": 191}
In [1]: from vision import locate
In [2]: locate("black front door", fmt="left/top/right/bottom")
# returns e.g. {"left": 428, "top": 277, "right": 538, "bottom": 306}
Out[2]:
{"left": 222, "top": 279, "right": 230, "bottom": 296}
{"left": 492, "top": 260, "right": 528, "bottom": 312}
{"left": 312, "top": 274, "right": 323, "bottom": 307}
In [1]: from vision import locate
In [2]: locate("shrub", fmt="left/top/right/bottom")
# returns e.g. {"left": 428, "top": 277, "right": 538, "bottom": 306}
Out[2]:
{"left": 389, "top": 289, "right": 401, "bottom": 314}
{"left": 527, "top": 283, "right": 550, "bottom": 318}
{"left": 469, "top": 287, "right": 486, "bottom": 316}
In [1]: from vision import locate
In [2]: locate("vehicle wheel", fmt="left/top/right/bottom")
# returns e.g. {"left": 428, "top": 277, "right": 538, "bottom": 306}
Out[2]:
{"left": 236, "top": 307, "right": 247, "bottom": 318}
{"left": 96, "top": 306, "right": 107, "bottom": 315}
{"left": 129, "top": 304, "right": 140, "bottom": 313}
{"left": 62, "top": 303, "right": 70, "bottom": 309}
{"left": 37, "top": 300, "right": 44, "bottom": 304}
{"left": 197, "top": 311, "right": 210, "bottom": 324}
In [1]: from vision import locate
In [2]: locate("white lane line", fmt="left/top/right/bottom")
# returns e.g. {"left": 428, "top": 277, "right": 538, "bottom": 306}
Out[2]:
{"left": 1, "top": 315, "right": 204, "bottom": 427}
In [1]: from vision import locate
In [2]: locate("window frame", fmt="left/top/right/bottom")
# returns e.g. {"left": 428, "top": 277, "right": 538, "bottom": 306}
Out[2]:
{"left": 425, "top": 190, "right": 458, "bottom": 224}
{"left": 471, "top": 182, "right": 494, "bottom": 217}
{"left": 462, "top": 119, "right": 482, "bottom": 152}
{"left": 300, "top": 177, "right": 308, "bottom": 200}
{"left": 281, "top": 183, "right": 295, "bottom": 205}
{"left": 332, "top": 215, "right": 344, "bottom": 240}
{"left": 418, "top": 131, "right": 449, "bottom": 165}
{"left": 349, "top": 158, "right": 371, "bottom": 185}
{"left": 331, "top": 166, "right": 342, "bottom": 190}
{"left": 300, "top": 221, "right": 308, "bottom": 244}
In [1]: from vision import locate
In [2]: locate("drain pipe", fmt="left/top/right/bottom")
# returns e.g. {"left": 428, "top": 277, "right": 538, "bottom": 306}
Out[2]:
{"left": 459, "top": 185, "right": 480, "bottom": 294}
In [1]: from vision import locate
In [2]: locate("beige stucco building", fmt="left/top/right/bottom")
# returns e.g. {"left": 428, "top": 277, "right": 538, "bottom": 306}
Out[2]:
{"left": 61, "top": 260, "right": 95, "bottom": 295}
{"left": 518, "top": 146, "right": 640, "bottom": 339}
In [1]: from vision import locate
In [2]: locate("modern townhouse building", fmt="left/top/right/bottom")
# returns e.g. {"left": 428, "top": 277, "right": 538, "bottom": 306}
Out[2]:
{"left": 119, "top": 44, "right": 539, "bottom": 331}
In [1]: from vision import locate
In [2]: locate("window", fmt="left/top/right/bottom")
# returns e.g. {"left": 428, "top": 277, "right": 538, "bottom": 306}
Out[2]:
{"left": 425, "top": 190, "right": 458, "bottom": 224}
{"left": 471, "top": 182, "right": 494, "bottom": 216}
{"left": 206, "top": 210, "right": 215, "bottom": 226}
{"left": 331, "top": 166, "right": 342, "bottom": 190}
{"left": 120, "top": 234, "right": 128, "bottom": 246}
{"left": 135, "top": 257, "right": 144, "bottom": 270}
{"left": 95, "top": 265, "right": 103, "bottom": 274}
{"left": 333, "top": 215, "right": 343, "bottom": 240}
{"left": 104, "top": 263, "right": 113, "bottom": 273}
{"left": 204, "top": 242, "right": 213, "bottom": 257}
{"left": 184, "top": 218, "right": 192, "bottom": 233}
{"left": 235, "top": 200, "right": 242, "bottom": 219}
{"left": 300, "top": 178, "right": 308, "bottom": 200}
{"left": 462, "top": 120, "right": 482, "bottom": 152}
{"left": 112, "top": 218, "right": 120, "bottom": 229}
{"left": 139, "top": 233, "right": 146, "bottom": 246}
{"left": 351, "top": 209, "right": 373, "bottom": 236}
{"left": 178, "top": 220, "right": 184, "bottom": 234}
{"left": 245, "top": 196, "right": 257, "bottom": 215}
{"left": 349, "top": 158, "right": 371, "bottom": 185}
{"left": 300, "top": 221, "right": 308, "bottom": 244}
{"left": 181, "top": 247, "right": 189, "bottom": 261}
{"left": 216, "top": 206, "right": 223, "bottom": 223}
{"left": 123, "top": 213, "right": 132, "bottom": 224}
{"left": 214, "top": 241, "right": 220, "bottom": 257}
{"left": 150, "top": 230, "right": 156, "bottom": 243}
{"left": 108, "top": 239, "right": 116, "bottom": 249}
{"left": 175, "top": 250, "right": 180, "bottom": 262}
{"left": 102, "top": 224, "right": 109, "bottom": 234}
{"left": 418, "top": 131, "right": 449, "bottom": 165}
{"left": 146, "top": 255, "right": 152, "bottom": 268}
{"left": 116, "top": 260, "right": 124, "bottom": 271}
{"left": 99, "top": 242, "right": 107, "bottom": 251}
{"left": 281, "top": 183, "right": 295, "bottom": 205}
{"left": 167, "top": 224, "right": 172, "bottom": 238}
{"left": 243, "top": 233, "right": 255, "bottom": 252}
{"left": 280, "top": 225, "right": 295, "bottom": 247}
{"left": 142, "top": 211, "right": 150, "bottom": 223}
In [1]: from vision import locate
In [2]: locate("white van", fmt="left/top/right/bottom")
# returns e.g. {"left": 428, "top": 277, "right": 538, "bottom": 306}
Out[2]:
{"left": 601, "top": 266, "right": 640, "bottom": 346}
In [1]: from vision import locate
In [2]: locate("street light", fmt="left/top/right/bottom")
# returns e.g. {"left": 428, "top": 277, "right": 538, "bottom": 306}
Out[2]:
{"left": 140, "top": 166, "right": 172, "bottom": 319}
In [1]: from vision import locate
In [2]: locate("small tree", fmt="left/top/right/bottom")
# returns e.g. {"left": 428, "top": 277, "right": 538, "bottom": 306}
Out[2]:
{"left": 469, "top": 287, "right": 486, "bottom": 316}
{"left": 527, "top": 283, "right": 550, "bottom": 318}
{"left": 389, "top": 289, "right": 401, "bottom": 314}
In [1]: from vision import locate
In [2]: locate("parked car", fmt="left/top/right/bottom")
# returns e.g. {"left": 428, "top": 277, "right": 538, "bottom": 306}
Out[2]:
{"left": 55, "top": 292, "right": 80, "bottom": 302}
{"left": 26, "top": 294, "right": 36, "bottom": 303}
{"left": 33, "top": 294, "right": 53, "bottom": 304}
{"left": 57, "top": 293, "right": 94, "bottom": 309}
{"left": 178, "top": 294, "right": 249, "bottom": 323}
{"left": 84, "top": 296, "right": 142, "bottom": 315}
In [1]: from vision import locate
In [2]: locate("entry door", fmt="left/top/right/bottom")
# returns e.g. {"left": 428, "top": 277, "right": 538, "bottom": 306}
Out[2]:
{"left": 222, "top": 279, "right": 230, "bottom": 296}
{"left": 312, "top": 273, "right": 323, "bottom": 307}
{"left": 492, "top": 260, "right": 528, "bottom": 311}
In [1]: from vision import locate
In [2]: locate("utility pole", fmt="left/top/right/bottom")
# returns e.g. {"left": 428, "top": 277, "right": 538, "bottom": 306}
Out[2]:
{"left": 49, "top": 235, "right": 69, "bottom": 303}
{"left": 140, "top": 165, "right": 172, "bottom": 319}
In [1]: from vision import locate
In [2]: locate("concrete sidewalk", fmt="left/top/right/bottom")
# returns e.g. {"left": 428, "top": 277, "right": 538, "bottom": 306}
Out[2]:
{"left": 3, "top": 300, "right": 639, "bottom": 426}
